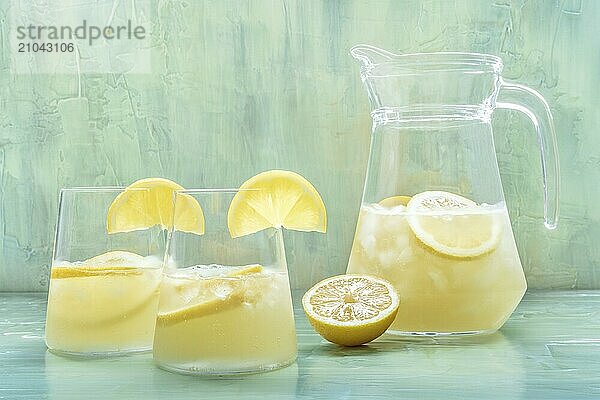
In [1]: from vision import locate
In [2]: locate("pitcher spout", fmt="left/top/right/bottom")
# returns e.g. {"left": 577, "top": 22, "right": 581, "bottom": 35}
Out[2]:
{"left": 350, "top": 44, "right": 397, "bottom": 67}
{"left": 350, "top": 45, "right": 505, "bottom": 118}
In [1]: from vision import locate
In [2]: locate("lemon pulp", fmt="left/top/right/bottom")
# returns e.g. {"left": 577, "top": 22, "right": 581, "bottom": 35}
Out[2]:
{"left": 302, "top": 274, "right": 399, "bottom": 346}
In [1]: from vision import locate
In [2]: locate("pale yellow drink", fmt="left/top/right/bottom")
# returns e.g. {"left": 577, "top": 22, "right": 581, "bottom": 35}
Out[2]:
{"left": 347, "top": 201, "right": 526, "bottom": 335}
{"left": 153, "top": 265, "right": 297, "bottom": 374}
{"left": 45, "top": 255, "right": 162, "bottom": 355}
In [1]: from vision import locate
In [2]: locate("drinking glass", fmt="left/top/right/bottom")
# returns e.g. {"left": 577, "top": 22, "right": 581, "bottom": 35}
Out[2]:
{"left": 153, "top": 189, "right": 297, "bottom": 375}
{"left": 45, "top": 187, "right": 164, "bottom": 356}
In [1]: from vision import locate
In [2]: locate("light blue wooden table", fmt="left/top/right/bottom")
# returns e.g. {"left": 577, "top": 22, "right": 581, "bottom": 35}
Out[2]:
{"left": 1, "top": 291, "right": 599, "bottom": 399}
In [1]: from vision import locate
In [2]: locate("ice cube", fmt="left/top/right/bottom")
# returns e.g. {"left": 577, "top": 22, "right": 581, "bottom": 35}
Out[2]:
{"left": 383, "top": 215, "right": 408, "bottom": 234}
{"left": 395, "top": 233, "right": 409, "bottom": 250}
{"left": 428, "top": 269, "right": 448, "bottom": 290}
{"left": 360, "top": 234, "right": 377, "bottom": 255}
{"left": 212, "top": 281, "right": 235, "bottom": 299}
{"left": 397, "top": 247, "right": 413, "bottom": 263}
{"left": 378, "top": 250, "right": 399, "bottom": 268}
{"left": 358, "top": 208, "right": 381, "bottom": 243}
{"left": 177, "top": 284, "right": 200, "bottom": 304}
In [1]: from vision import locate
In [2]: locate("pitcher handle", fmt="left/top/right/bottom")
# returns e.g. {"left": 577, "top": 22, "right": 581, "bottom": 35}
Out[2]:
{"left": 496, "top": 78, "right": 560, "bottom": 229}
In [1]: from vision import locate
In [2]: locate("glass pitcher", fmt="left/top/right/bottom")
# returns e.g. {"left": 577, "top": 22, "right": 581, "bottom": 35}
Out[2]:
{"left": 346, "top": 45, "right": 559, "bottom": 336}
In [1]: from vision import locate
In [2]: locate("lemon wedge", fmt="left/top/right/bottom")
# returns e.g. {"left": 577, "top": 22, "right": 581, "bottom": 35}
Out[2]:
{"left": 378, "top": 195, "right": 412, "bottom": 208}
{"left": 406, "top": 191, "right": 502, "bottom": 258}
{"left": 227, "top": 170, "right": 326, "bottom": 238}
{"left": 106, "top": 178, "right": 205, "bottom": 235}
{"left": 156, "top": 289, "right": 245, "bottom": 327}
{"left": 302, "top": 274, "right": 399, "bottom": 346}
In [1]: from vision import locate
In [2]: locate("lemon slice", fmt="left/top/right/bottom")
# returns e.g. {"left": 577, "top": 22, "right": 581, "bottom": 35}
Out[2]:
{"left": 379, "top": 195, "right": 412, "bottom": 207}
{"left": 51, "top": 266, "right": 141, "bottom": 279}
{"left": 156, "top": 289, "right": 245, "bottom": 327}
{"left": 48, "top": 257, "right": 162, "bottom": 325}
{"left": 226, "top": 264, "right": 263, "bottom": 277}
{"left": 302, "top": 274, "right": 399, "bottom": 346}
{"left": 406, "top": 191, "right": 502, "bottom": 258}
{"left": 227, "top": 170, "right": 327, "bottom": 238}
{"left": 51, "top": 251, "right": 144, "bottom": 279}
{"left": 106, "top": 178, "right": 205, "bottom": 235}
{"left": 156, "top": 265, "right": 264, "bottom": 327}
{"left": 85, "top": 250, "right": 145, "bottom": 265}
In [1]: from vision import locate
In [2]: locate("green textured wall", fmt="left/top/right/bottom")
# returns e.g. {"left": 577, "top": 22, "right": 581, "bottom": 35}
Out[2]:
{"left": 1, "top": 0, "right": 598, "bottom": 291}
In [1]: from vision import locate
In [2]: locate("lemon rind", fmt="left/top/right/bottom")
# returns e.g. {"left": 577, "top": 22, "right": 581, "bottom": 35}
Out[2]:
{"left": 406, "top": 191, "right": 502, "bottom": 258}
{"left": 227, "top": 170, "right": 327, "bottom": 238}
{"left": 106, "top": 178, "right": 205, "bottom": 235}
{"left": 301, "top": 274, "right": 400, "bottom": 327}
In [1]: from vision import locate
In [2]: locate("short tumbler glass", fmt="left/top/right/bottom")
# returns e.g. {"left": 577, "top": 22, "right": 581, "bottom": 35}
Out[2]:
{"left": 152, "top": 190, "right": 297, "bottom": 375}
{"left": 45, "top": 188, "right": 164, "bottom": 357}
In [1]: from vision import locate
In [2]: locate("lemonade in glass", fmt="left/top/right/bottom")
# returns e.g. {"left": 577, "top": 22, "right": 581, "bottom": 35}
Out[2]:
{"left": 347, "top": 191, "right": 526, "bottom": 335}
{"left": 46, "top": 252, "right": 162, "bottom": 354}
{"left": 153, "top": 190, "right": 299, "bottom": 374}
{"left": 45, "top": 187, "right": 165, "bottom": 356}
{"left": 153, "top": 263, "right": 296, "bottom": 373}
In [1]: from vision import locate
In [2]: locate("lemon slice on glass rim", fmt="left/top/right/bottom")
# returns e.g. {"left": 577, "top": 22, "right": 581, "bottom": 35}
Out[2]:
{"left": 227, "top": 170, "right": 326, "bottom": 238}
{"left": 106, "top": 178, "right": 205, "bottom": 235}
{"left": 302, "top": 274, "right": 399, "bottom": 346}
{"left": 406, "top": 191, "right": 502, "bottom": 258}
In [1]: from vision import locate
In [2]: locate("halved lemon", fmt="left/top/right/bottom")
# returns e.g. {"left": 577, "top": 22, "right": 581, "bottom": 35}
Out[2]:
{"left": 302, "top": 274, "right": 399, "bottom": 346}
{"left": 227, "top": 170, "right": 326, "bottom": 238}
{"left": 406, "top": 191, "right": 502, "bottom": 258}
{"left": 379, "top": 195, "right": 412, "bottom": 208}
{"left": 106, "top": 178, "right": 204, "bottom": 235}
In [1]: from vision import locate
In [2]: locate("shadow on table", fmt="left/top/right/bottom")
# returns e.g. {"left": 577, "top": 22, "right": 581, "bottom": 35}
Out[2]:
{"left": 44, "top": 351, "right": 300, "bottom": 400}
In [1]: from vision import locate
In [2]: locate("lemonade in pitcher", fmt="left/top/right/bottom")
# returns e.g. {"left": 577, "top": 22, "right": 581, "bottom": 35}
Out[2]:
{"left": 347, "top": 191, "right": 526, "bottom": 335}
{"left": 347, "top": 46, "right": 559, "bottom": 336}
